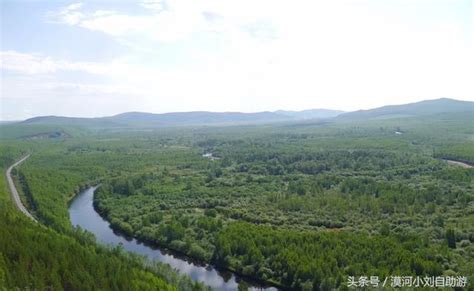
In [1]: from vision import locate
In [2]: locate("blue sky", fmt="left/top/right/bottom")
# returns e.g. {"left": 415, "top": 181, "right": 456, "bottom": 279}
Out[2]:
{"left": 1, "top": 0, "right": 473, "bottom": 120}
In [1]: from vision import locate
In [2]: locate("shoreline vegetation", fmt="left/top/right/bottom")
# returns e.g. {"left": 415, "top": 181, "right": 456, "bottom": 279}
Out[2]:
{"left": 88, "top": 186, "right": 282, "bottom": 290}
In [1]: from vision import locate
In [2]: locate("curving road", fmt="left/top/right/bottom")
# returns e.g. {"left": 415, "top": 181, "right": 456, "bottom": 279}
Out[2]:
{"left": 6, "top": 154, "right": 37, "bottom": 222}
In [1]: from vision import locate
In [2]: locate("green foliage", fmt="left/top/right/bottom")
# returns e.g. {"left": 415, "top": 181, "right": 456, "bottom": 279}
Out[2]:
{"left": 84, "top": 117, "right": 472, "bottom": 289}
{"left": 435, "top": 141, "right": 474, "bottom": 164}
{"left": 0, "top": 210, "right": 175, "bottom": 290}
{"left": 2, "top": 111, "right": 473, "bottom": 289}
{"left": 446, "top": 229, "right": 456, "bottom": 249}
{"left": 213, "top": 222, "right": 445, "bottom": 289}
{"left": 0, "top": 145, "right": 208, "bottom": 290}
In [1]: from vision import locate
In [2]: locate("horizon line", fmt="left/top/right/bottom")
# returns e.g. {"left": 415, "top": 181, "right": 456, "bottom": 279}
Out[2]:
{"left": 1, "top": 97, "right": 471, "bottom": 122}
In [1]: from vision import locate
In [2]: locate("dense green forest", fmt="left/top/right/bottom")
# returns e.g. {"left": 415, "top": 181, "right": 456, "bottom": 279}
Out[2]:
{"left": 0, "top": 145, "right": 208, "bottom": 290}
{"left": 0, "top": 109, "right": 472, "bottom": 290}
{"left": 92, "top": 115, "right": 473, "bottom": 289}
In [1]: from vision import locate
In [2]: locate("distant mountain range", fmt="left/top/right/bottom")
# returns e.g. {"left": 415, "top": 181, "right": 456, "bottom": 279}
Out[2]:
{"left": 17, "top": 98, "right": 473, "bottom": 128}
{"left": 275, "top": 109, "right": 345, "bottom": 119}
{"left": 20, "top": 108, "right": 344, "bottom": 128}
{"left": 336, "top": 98, "right": 473, "bottom": 120}
{"left": 106, "top": 111, "right": 288, "bottom": 125}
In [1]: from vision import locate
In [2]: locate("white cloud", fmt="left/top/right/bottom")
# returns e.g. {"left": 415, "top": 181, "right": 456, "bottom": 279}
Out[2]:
{"left": 2, "top": 1, "right": 473, "bottom": 120}
{"left": 48, "top": 2, "right": 85, "bottom": 25}
{"left": 140, "top": 0, "right": 166, "bottom": 12}
{"left": 66, "top": 2, "right": 83, "bottom": 11}
{"left": 0, "top": 51, "right": 110, "bottom": 75}
{"left": 1, "top": 51, "right": 59, "bottom": 74}
{"left": 48, "top": 0, "right": 278, "bottom": 43}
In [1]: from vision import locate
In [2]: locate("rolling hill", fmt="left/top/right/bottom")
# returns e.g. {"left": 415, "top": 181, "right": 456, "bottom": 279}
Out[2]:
{"left": 5, "top": 98, "right": 473, "bottom": 132}
{"left": 337, "top": 98, "right": 473, "bottom": 121}
{"left": 105, "top": 111, "right": 288, "bottom": 126}
{"left": 275, "top": 109, "right": 344, "bottom": 119}
{"left": 17, "top": 109, "right": 344, "bottom": 128}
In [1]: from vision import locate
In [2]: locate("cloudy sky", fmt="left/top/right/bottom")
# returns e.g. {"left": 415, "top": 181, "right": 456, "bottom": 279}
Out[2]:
{"left": 1, "top": 0, "right": 473, "bottom": 120}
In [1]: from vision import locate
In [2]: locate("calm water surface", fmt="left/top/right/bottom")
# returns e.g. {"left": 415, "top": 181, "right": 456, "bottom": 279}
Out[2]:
{"left": 69, "top": 187, "right": 277, "bottom": 291}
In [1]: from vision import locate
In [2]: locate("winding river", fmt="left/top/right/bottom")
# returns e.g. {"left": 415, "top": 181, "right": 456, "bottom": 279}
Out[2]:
{"left": 69, "top": 187, "right": 277, "bottom": 291}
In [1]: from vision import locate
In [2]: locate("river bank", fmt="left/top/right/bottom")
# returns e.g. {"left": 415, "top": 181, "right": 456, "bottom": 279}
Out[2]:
{"left": 69, "top": 186, "right": 278, "bottom": 291}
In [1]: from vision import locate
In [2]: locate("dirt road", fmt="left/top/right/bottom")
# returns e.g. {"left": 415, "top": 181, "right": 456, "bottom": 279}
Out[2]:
{"left": 6, "top": 154, "right": 37, "bottom": 222}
